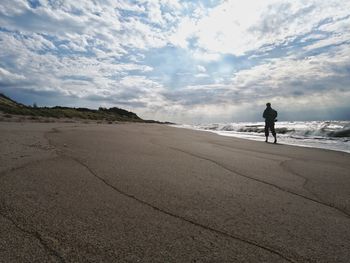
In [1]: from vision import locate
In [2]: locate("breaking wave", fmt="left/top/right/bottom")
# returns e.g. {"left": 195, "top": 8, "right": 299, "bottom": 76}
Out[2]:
{"left": 172, "top": 121, "right": 350, "bottom": 153}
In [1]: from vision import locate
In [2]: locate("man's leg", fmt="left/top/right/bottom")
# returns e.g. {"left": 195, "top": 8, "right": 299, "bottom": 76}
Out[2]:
{"left": 264, "top": 122, "right": 269, "bottom": 142}
{"left": 270, "top": 122, "right": 277, "bottom": 143}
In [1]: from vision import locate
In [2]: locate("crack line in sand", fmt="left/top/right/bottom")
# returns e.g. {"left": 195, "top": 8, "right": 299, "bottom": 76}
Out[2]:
{"left": 181, "top": 140, "right": 349, "bottom": 216}
{"left": 167, "top": 146, "right": 350, "bottom": 219}
{"left": 279, "top": 160, "right": 316, "bottom": 198}
{"left": 69, "top": 156, "right": 300, "bottom": 263}
{"left": 0, "top": 127, "right": 65, "bottom": 179}
{"left": 279, "top": 160, "right": 350, "bottom": 216}
{"left": 208, "top": 142, "right": 316, "bottom": 197}
{"left": 0, "top": 157, "right": 60, "bottom": 179}
{"left": 0, "top": 208, "right": 65, "bottom": 263}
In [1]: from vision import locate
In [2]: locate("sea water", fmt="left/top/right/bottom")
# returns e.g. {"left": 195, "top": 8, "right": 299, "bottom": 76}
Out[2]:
{"left": 172, "top": 120, "right": 350, "bottom": 154}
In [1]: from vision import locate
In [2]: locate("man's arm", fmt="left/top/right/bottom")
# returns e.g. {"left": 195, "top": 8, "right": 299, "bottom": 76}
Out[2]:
{"left": 273, "top": 110, "right": 278, "bottom": 122}
{"left": 263, "top": 109, "right": 267, "bottom": 119}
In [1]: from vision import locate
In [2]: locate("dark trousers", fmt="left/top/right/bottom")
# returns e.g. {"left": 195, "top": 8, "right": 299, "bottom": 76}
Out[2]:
{"left": 265, "top": 121, "right": 276, "bottom": 137}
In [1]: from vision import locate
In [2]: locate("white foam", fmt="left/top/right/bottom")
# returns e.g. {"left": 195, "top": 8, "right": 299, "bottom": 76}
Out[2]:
{"left": 171, "top": 120, "right": 350, "bottom": 154}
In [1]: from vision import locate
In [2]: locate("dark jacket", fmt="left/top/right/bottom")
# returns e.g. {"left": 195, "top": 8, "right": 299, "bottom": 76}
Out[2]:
{"left": 263, "top": 107, "right": 277, "bottom": 122}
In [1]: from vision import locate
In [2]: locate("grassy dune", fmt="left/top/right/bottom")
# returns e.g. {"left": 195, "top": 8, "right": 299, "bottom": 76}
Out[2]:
{"left": 0, "top": 93, "right": 153, "bottom": 122}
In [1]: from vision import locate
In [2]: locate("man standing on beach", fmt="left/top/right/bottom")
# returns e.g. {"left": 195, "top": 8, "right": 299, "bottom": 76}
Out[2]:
{"left": 263, "top": 102, "right": 278, "bottom": 143}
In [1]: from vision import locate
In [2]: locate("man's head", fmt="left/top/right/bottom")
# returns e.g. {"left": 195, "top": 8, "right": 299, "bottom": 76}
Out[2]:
{"left": 266, "top": 102, "right": 271, "bottom": 107}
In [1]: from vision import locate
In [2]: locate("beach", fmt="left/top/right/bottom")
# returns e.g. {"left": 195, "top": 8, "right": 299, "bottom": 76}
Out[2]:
{"left": 0, "top": 122, "right": 349, "bottom": 263}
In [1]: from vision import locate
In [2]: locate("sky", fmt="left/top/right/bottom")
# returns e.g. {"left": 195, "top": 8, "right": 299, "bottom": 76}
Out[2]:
{"left": 0, "top": 0, "right": 350, "bottom": 123}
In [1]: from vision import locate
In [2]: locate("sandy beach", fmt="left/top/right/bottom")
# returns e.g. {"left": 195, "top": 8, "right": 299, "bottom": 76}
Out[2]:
{"left": 0, "top": 122, "right": 349, "bottom": 263}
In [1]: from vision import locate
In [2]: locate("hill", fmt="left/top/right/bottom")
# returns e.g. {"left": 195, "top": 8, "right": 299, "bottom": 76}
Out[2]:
{"left": 0, "top": 93, "right": 148, "bottom": 122}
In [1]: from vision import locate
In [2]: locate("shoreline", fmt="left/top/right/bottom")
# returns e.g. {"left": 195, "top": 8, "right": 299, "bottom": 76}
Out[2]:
{"left": 171, "top": 123, "right": 350, "bottom": 154}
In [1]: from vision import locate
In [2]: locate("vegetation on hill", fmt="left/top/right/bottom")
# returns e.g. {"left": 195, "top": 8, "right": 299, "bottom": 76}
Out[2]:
{"left": 0, "top": 93, "right": 149, "bottom": 122}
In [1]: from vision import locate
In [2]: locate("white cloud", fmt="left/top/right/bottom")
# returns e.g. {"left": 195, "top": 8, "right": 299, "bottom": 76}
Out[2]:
{"left": 0, "top": 0, "right": 181, "bottom": 56}
{"left": 0, "top": 67, "right": 26, "bottom": 83}
{"left": 14, "top": 33, "right": 56, "bottom": 51}
{"left": 170, "top": 0, "right": 350, "bottom": 56}
{"left": 0, "top": 0, "right": 29, "bottom": 16}
{"left": 0, "top": 30, "right": 158, "bottom": 105}
{"left": 300, "top": 34, "right": 326, "bottom": 43}
{"left": 303, "top": 33, "right": 350, "bottom": 51}
{"left": 197, "top": 65, "right": 206, "bottom": 72}
{"left": 145, "top": 1, "right": 164, "bottom": 25}
{"left": 115, "top": 1, "right": 145, "bottom": 13}
{"left": 160, "top": 0, "right": 182, "bottom": 11}
{"left": 169, "top": 16, "right": 197, "bottom": 48}
{"left": 232, "top": 47, "right": 348, "bottom": 92}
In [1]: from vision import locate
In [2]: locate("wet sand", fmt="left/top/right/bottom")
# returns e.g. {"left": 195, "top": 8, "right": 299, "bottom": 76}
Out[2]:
{"left": 0, "top": 122, "right": 349, "bottom": 262}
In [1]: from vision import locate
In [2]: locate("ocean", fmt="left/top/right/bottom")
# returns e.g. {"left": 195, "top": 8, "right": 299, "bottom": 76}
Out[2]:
{"left": 172, "top": 120, "right": 350, "bottom": 154}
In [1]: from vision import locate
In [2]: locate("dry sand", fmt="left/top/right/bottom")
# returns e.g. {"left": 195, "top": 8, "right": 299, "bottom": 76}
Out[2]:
{"left": 0, "top": 122, "right": 349, "bottom": 263}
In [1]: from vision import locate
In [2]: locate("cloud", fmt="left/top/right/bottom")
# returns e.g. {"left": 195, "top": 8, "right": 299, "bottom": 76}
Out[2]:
{"left": 0, "top": 0, "right": 183, "bottom": 55}
{"left": 197, "top": 65, "right": 206, "bottom": 73}
{"left": 152, "top": 41, "right": 350, "bottom": 122}
{"left": 0, "top": 0, "right": 30, "bottom": 16}
{"left": 0, "top": 29, "right": 157, "bottom": 100}
{"left": 0, "top": 67, "right": 26, "bottom": 86}
{"left": 170, "top": 0, "right": 350, "bottom": 56}
{"left": 0, "top": 0, "right": 349, "bottom": 123}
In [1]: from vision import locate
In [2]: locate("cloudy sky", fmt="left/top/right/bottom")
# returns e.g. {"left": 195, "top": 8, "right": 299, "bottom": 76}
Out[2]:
{"left": 0, "top": 0, "right": 350, "bottom": 123}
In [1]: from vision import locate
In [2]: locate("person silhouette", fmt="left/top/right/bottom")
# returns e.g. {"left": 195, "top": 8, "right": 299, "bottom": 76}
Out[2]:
{"left": 263, "top": 103, "right": 278, "bottom": 143}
